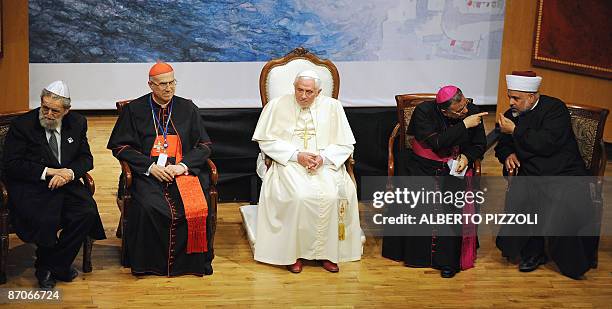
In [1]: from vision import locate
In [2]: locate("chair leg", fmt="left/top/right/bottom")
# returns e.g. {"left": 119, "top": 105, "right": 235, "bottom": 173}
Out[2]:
{"left": 592, "top": 237, "right": 599, "bottom": 269}
{"left": 116, "top": 197, "right": 123, "bottom": 238}
{"left": 0, "top": 234, "right": 7, "bottom": 284}
{"left": 82, "top": 237, "right": 93, "bottom": 273}
{"left": 120, "top": 210, "right": 129, "bottom": 267}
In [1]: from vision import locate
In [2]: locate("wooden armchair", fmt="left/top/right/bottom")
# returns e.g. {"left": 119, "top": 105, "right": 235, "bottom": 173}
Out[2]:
{"left": 387, "top": 94, "right": 482, "bottom": 178}
{"left": 258, "top": 47, "right": 355, "bottom": 182}
{"left": 114, "top": 100, "right": 219, "bottom": 266}
{"left": 0, "top": 111, "right": 94, "bottom": 284}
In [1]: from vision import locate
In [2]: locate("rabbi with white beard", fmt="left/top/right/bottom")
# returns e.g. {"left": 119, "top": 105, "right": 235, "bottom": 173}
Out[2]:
{"left": 2, "top": 81, "right": 105, "bottom": 288}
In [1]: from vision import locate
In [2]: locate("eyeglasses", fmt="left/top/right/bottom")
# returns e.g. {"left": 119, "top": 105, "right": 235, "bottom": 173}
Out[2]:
{"left": 446, "top": 98, "right": 472, "bottom": 115}
{"left": 150, "top": 79, "right": 177, "bottom": 89}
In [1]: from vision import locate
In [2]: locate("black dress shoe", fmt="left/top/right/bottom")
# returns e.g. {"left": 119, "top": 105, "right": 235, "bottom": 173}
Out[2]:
{"left": 519, "top": 255, "right": 547, "bottom": 272}
{"left": 440, "top": 267, "right": 457, "bottom": 278}
{"left": 35, "top": 270, "right": 57, "bottom": 289}
{"left": 53, "top": 267, "right": 79, "bottom": 282}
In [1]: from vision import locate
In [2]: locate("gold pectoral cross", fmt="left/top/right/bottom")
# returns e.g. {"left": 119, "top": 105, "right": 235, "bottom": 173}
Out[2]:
{"left": 153, "top": 140, "right": 164, "bottom": 153}
{"left": 299, "top": 129, "right": 315, "bottom": 149}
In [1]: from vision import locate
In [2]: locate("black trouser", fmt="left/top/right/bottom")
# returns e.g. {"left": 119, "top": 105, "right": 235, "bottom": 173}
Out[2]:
{"left": 35, "top": 191, "right": 97, "bottom": 277}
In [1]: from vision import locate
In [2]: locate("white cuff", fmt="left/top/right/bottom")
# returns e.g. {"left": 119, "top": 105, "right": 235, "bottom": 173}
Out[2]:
{"left": 179, "top": 162, "right": 189, "bottom": 175}
{"left": 320, "top": 153, "right": 333, "bottom": 165}
{"left": 289, "top": 151, "right": 299, "bottom": 162}
{"left": 41, "top": 167, "right": 48, "bottom": 181}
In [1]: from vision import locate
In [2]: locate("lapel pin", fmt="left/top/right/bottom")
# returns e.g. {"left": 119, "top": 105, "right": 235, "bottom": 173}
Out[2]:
{"left": 67, "top": 137, "right": 74, "bottom": 143}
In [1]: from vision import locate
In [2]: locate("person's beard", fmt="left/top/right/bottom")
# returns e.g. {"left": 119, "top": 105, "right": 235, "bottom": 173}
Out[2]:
{"left": 39, "top": 109, "right": 63, "bottom": 130}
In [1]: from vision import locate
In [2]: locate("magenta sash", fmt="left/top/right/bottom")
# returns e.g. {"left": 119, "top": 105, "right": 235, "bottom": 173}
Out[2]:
{"left": 410, "top": 139, "right": 453, "bottom": 162}
{"left": 411, "top": 138, "right": 477, "bottom": 270}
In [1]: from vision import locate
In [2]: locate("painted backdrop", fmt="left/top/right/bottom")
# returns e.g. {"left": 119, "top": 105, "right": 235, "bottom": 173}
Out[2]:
{"left": 29, "top": 0, "right": 505, "bottom": 108}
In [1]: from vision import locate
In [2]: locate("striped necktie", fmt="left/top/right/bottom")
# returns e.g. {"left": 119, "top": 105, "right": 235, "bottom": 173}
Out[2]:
{"left": 48, "top": 129, "right": 59, "bottom": 162}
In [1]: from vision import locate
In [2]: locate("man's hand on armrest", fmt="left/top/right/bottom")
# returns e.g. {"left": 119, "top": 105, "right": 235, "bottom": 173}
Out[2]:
{"left": 504, "top": 153, "right": 521, "bottom": 172}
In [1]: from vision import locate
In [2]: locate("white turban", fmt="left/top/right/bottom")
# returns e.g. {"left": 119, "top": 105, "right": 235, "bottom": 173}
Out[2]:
{"left": 505, "top": 71, "right": 542, "bottom": 92}
{"left": 45, "top": 80, "right": 70, "bottom": 98}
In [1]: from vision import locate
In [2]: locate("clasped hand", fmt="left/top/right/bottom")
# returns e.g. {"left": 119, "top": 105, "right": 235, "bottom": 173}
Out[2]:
{"left": 150, "top": 164, "right": 187, "bottom": 182}
{"left": 47, "top": 168, "right": 73, "bottom": 190}
{"left": 297, "top": 152, "right": 323, "bottom": 171}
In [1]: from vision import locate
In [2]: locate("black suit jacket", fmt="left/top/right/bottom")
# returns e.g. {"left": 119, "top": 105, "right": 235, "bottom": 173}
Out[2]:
{"left": 3, "top": 108, "right": 105, "bottom": 246}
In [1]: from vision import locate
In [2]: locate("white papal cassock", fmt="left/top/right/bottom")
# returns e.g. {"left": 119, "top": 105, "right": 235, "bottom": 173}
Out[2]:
{"left": 252, "top": 94, "right": 362, "bottom": 265}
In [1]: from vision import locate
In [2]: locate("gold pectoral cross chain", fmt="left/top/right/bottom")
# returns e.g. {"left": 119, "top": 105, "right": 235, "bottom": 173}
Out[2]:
{"left": 154, "top": 140, "right": 164, "bottom": 153}
{"left": 300, "top": 129, "right": 315, "bottom": 149}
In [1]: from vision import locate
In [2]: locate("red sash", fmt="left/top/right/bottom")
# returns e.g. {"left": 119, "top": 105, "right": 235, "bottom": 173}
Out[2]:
{"left": 150, "top": 134, "right": 208, "bottom": 253}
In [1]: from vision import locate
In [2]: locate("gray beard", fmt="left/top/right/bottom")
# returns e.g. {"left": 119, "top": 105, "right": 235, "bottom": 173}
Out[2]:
{"left": 38, "top": 109, "right": 62, "bottom": 130}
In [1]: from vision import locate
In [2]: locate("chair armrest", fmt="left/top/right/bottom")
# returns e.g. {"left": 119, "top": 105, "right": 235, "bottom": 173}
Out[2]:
{"left": 345, "top": 155, "right": 356, "bottom": 185}
{"left": 119, "top": 161, "right": 133, "bottom": 190}
{"left": 82, "top": 173, "right": 95, "bottom": 195}
{"left": 0, "top": 180, "right": 7, "bottom": 212}
{"left": 388, "top": 123, "right": 400, "bottom": 177}
{"left": 264, "top": 156, "right": 272, "bottom": 169}
{"left": 596, "top": 139, "right": 607, "bottom": 177}
{"left": 207, "top": 159, "right": 218, "bottom": 186}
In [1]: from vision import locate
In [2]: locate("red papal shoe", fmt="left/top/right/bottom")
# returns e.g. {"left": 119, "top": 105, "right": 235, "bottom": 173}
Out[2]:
{"left": 287, "top": 259, "right": 303, "bottom": 273}
{"left": 321, "top": 260, "right": 339, "bottom": 273}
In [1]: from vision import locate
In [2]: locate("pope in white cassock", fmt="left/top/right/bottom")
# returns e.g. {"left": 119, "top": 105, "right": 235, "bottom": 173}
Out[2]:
{"left": 252, "top": 70, "right": 362, "bottom": 273}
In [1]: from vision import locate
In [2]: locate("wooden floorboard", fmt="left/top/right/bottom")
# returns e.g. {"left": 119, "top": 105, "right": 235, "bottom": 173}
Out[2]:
{"left": 2, "top": 114, "right": 611, "bottom": 308}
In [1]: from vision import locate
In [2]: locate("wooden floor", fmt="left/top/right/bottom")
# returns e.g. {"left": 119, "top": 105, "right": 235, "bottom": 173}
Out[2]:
{"left": 2, "top": 114, "right": 611, "bottom": 308}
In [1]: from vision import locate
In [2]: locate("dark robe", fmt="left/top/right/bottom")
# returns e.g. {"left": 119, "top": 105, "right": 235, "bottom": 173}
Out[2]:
{"left": 382, "top": 101, "right": 486, "bottom": 272}
{"left": 3, "top": 109, "right": 106, "bottom": 274}
{"left": 494, "top": 95, "right": 597, "bottom": 279}
{"left": 107, "top": 94, "right": 213, "bottom": 276}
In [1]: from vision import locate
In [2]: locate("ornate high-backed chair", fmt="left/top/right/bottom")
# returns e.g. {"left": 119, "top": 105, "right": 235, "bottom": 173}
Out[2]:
{"left": 567, "top": 104, "right": 608, "bottom": 268}
{"left": 0, "top": 111, "right": 94, "bottom": 284}
{"left": 241, "top": 47, "right": 362, "bottom": 253}
{"left": 387, "top": 93, "right": 482, "bottom": 178}
{"left": 258, "top": 47, "right": 355, "bottom": 180}
{"left": 259, "top": 47, "right": 340, "bottom": 106}
{"left": 114, "top": 100, "right": 219, "bottom": 266}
